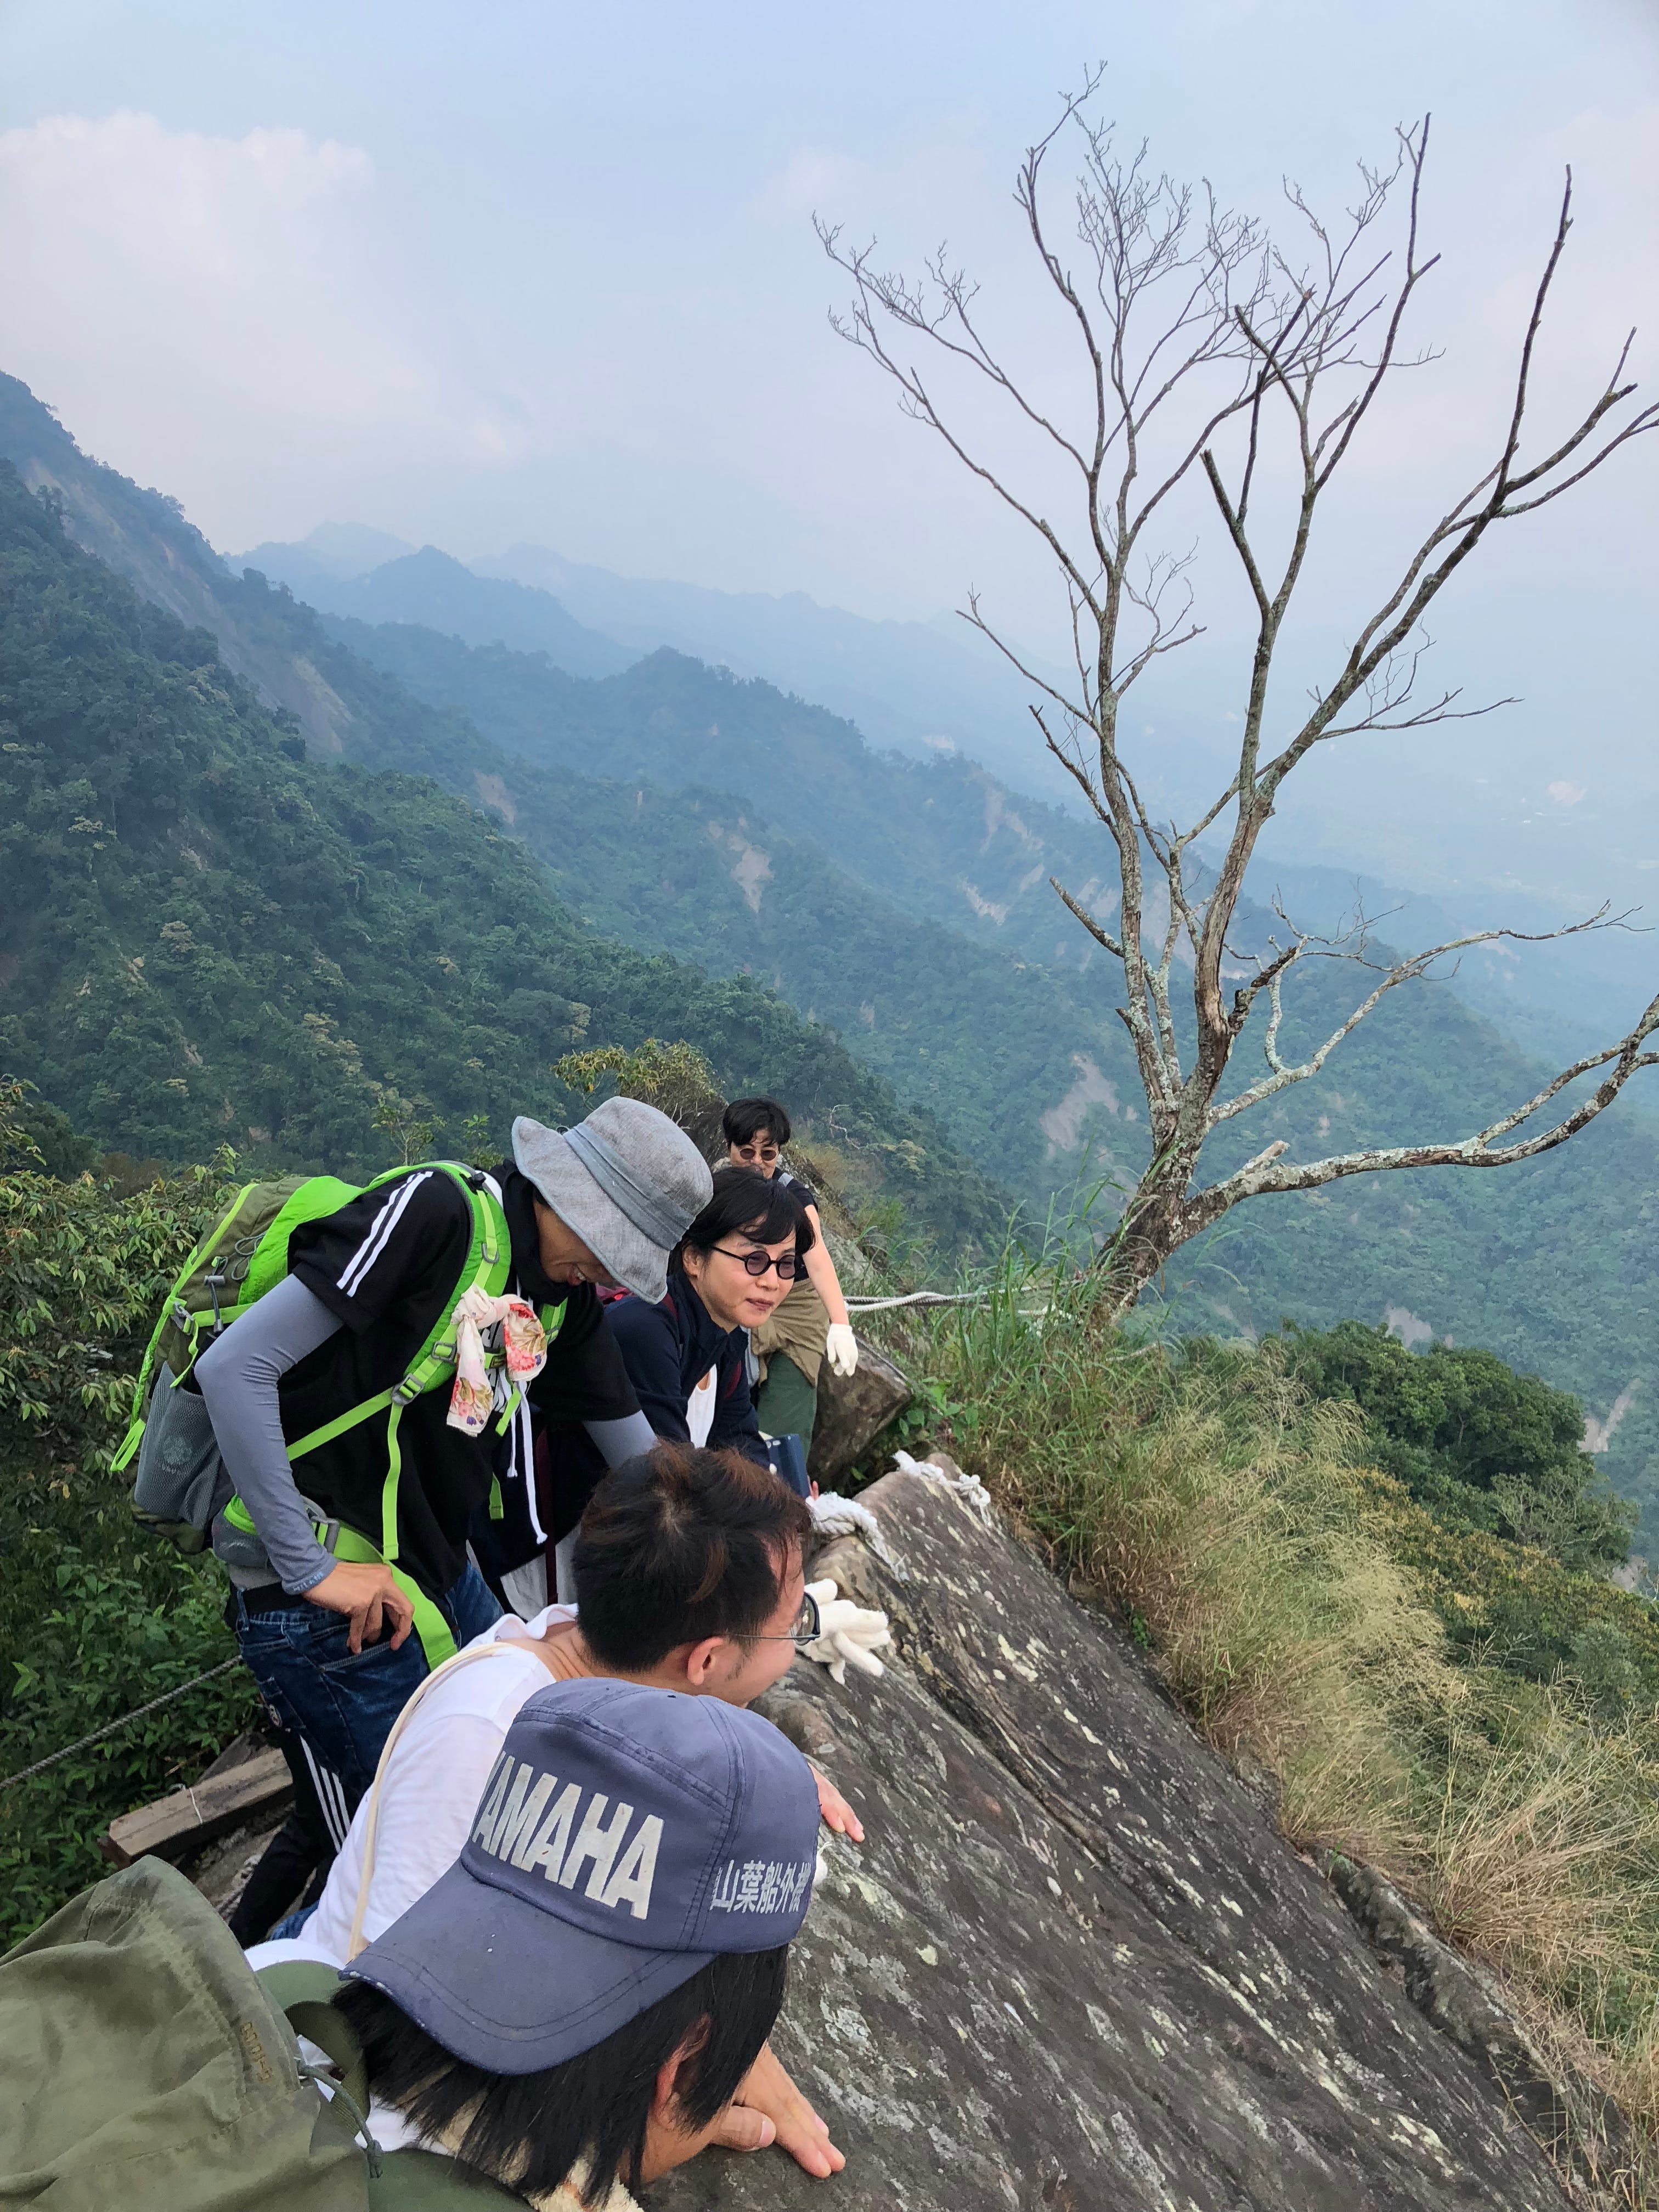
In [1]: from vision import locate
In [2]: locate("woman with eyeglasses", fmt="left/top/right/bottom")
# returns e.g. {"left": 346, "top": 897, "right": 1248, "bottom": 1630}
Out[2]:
{"left": 721, "top": 1096, "right": 857, "bottom": 1453}
{"left": 599, "top": 1166, "right": 813, "bottom": 1476}
{"left": 469, "top": 1171, "right": 813, "bottom": 1616}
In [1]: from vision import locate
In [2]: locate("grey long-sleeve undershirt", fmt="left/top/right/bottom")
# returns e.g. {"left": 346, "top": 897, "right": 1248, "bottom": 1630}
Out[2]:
{"left": 196, "top": 1278, "right": 662, "bottom": 1599}
{"left": 583, "top": 1410, "right": 657, "bottom": 1464}
{"left": 196, "top": 1274, "right": 343, "bottom": 1596}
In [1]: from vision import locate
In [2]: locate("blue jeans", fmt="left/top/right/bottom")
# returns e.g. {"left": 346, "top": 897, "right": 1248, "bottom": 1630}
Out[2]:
{"left": 234, "top": 1561, "right": 501, "bottom": 1811}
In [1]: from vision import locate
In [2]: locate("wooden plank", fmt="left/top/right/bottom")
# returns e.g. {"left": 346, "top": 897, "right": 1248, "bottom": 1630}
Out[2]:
{"left": 199, "top": 1729, "right": 268, "bottom": 1781}
{"left": 100, "top": 1747, "right": 293, "bottom": 1868}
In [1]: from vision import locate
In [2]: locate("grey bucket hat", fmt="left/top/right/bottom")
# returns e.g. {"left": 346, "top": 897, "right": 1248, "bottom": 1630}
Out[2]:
{"left": 512, "top": 1097, "right": 712, "bottom": 1304}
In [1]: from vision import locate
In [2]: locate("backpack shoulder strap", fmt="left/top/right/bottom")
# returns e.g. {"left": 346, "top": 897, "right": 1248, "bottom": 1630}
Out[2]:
{"left": 280, "top": 1165, "right": 510, "bottom": 1469}
{"left": 115, "top": 1174, "right": 363, "bottom": 1476}
{"left": 389, "top": 1164, "right": 513, "bottom": 1402}
{"left": 225, "top": 1166, "right": 515, "bottom": 1671}
{"left": 345, "top": 1640, "right": 521, "bottom": 1963}
{"left": 254, "top": 1965, "right": 530, "bottom": 2207}
{"left": 111, "top": 1180, "right": 258, "bottom": 1473}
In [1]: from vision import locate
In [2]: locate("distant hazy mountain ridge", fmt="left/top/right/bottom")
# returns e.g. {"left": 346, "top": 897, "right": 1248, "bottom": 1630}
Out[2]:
{"left": 232, "top": 520, "right": 1092, "bottom": 806}
{"left": 236, "top": 541, "right": 637, "bottom": 681}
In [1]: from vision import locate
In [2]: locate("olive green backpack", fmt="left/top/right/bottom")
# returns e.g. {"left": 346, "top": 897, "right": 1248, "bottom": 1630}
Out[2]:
{"left": 0, "top": 1857, "right": 523, "bottom": 2210}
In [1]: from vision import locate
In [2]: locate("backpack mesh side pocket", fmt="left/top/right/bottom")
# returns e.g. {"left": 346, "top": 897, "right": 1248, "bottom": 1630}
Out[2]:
{"left": 131, "top": 1363, "right": 232, "bottom": 1555}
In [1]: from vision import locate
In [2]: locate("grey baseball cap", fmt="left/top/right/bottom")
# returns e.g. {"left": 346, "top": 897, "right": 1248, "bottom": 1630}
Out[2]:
{"left": 512, "top": 1097, "right": 712, "bottom": 1304}
{"left": 345, "top": 1677, "right": 820, "bottom": 2074}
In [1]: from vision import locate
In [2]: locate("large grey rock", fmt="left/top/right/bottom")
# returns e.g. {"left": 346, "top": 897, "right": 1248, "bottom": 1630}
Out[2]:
{"left": 808, "top": 1338, "right": 911, "bottom": 1486}
{"left": 1324, "top": 1855, "right": 1620, "bottom": 2176}
{"left": 649, "top": 1464, "right": 1566, "bottom": 2212}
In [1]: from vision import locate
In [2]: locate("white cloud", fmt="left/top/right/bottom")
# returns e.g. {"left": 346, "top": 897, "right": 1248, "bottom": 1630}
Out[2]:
{"left": 0, "top": 111, "right": 524, "bottom": 542}
{"left": 1548, "top": 779, "right": 1588, "bottom": 805}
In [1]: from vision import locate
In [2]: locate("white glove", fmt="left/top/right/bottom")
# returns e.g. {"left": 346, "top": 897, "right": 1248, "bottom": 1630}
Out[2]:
{"left": 824, "top": 1323, "right": 859, "bottom": 1378}
{"left": 801, "top": 1577, "right": 890, "bottom": 1686}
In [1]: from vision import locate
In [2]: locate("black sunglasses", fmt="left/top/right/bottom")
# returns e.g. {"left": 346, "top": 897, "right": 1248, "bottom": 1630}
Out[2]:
{"left": 713, "top": 1245, "right": 804, "bottom": 1280}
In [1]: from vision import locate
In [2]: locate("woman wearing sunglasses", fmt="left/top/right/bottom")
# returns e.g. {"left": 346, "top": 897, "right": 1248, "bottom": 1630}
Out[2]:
{"left": 599, "top": 1165, "right": 814, "bottom": 1472}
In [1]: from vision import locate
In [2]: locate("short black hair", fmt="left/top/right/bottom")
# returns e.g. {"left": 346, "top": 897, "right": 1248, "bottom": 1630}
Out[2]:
{"left": 722, "top": 1096, "right": 792, "bottom": 1149}
{"left": 573, "top": 1441, "right": 814, "bottom": 1669}
{"left": 338, "top": 1946, "right": 788, "bottom": 2205}
{"left": 680, "top": 1165, "right": 814, "bottom": 1264}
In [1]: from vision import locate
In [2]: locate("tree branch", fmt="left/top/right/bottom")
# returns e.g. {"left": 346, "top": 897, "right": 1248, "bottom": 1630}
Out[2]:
{"left": 1198, "top": 992, "right": 1659, "bottom": 1222}
{"left": 1210, "top": 910, "right": 1636, "bottom": 1127}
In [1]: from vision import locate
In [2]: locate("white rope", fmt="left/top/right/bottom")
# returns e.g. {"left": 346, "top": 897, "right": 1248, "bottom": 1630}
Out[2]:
{"left": 808, "top": 1491, "right": 898, "bottom": 1569}
{"left": 844, "top": 1290, "right": 1053, "bottom": 1318}
{"left": 890, "top": 1450, "right": 996, "bottom": 1527}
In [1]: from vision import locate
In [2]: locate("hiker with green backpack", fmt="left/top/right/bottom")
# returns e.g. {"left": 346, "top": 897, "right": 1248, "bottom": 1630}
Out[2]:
{"left": 0, "top": 1675, "right": 821, "bottom": 2209}
{"left": 124, "top": 1098, "right": 710, "bottom": 1830}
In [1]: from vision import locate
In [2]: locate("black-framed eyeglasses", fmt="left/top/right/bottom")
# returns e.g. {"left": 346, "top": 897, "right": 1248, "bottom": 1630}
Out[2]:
{"left": 732, "top": 1143, "right": 780, "bottom": 1164}
{"left": 752, "top": 1590, "right": 822, "bottom": 1648}
{"left": 713, "top": 1245, "right": 803, "bottom": 1280}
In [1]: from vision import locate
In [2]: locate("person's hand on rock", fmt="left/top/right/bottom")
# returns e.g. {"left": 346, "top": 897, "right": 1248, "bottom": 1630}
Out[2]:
{"left": 823, "top": 1322, "right": 859, "bottom": 1378}
{"left": 729, "top": 2041, "right": 847, "bottom": 2177}
{"left": 709, "top": 2104, "right": 776, "bottom": 2155}
{"left": 810, "top": 1760, "right": 866, "bottom": 1842}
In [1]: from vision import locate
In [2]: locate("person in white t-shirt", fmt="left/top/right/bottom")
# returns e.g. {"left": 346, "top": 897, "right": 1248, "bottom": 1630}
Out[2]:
{"left": 250, "top": 1441, "right": 868, "bottom": 2180}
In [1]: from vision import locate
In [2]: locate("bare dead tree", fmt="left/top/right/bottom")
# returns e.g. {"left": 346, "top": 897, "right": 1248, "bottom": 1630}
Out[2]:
{"left": 820, "top": 81, "right": 1659, "bottom": 1311}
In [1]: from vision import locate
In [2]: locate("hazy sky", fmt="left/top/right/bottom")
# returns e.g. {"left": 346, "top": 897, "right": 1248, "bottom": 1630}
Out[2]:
{"left": 1, "top": 1, "right": 1656, "bottom": 928}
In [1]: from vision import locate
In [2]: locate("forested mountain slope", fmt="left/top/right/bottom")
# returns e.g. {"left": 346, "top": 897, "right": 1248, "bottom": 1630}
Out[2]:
{"left": 0, "top": 374, "right": 1118, "bottom": 976}
{"left": 321, "top": 615, "right": 1113, "bottom": 973}
{"left": 0, "top": 373, "right": 1137, "bottom": 1210}
{"left": 0, "top": 463, "right": 1005, "bottom": 1250}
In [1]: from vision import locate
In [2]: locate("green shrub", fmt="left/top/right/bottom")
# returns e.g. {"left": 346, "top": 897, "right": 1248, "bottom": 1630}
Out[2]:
{"left": 1272, "top": 1321, "right": 1635, "bottom": 1572}
{"left": 0, "top": 1081, "right": 252, "bottom": 1942}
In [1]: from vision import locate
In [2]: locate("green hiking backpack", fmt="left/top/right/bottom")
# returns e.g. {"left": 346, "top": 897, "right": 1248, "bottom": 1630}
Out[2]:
{"left": 118, "top": 1163, "right": 528, "bottom": 1670}
{"left": 0, "top": 1855, "right": 524, "bottom": 2210}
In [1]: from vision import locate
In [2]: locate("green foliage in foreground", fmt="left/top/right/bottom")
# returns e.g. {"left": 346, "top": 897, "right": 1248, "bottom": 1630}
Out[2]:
{"left": 870, "top": 1257, "right": 1659, "bottom": 2183}
{"left": 0, "top": 1090, "right": 251, "bottom": 1942}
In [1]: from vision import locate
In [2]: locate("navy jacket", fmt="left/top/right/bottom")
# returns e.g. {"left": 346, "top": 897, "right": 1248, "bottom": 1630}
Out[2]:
{"left": 603, "top": 1268, "right": 769, "bottom": 1466}
{"left": 472, "top": 1270, "right": 771, "bottom": 1588}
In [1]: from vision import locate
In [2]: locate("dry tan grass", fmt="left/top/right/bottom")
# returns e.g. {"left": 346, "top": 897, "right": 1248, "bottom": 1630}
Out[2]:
{"left": 979, "top": 1365, "right": 1456, "bottom": 1866}
{"left": 1429, "top": 1714, "right": 1659, "bottom": 1986}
